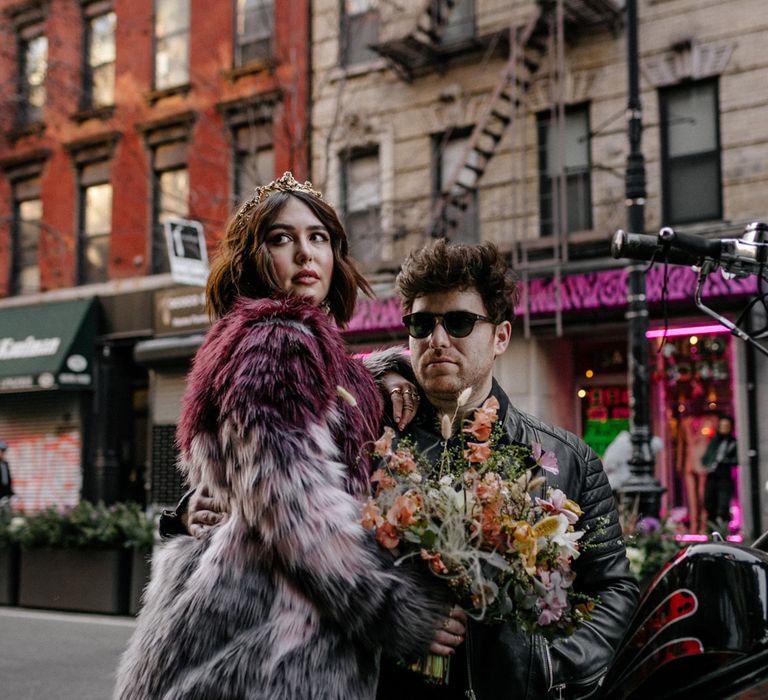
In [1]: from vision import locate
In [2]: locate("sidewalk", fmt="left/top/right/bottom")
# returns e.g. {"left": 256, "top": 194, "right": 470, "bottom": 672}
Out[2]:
{"left": 0, "top": 607, "right": 135, "bottom": 699}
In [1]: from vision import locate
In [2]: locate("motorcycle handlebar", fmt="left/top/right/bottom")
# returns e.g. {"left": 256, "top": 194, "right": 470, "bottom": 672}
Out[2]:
{"left": 611, "top": 223, "right": 768, "bottom": 278}
{"left": 610, "top": 229, "right": 718, "bottom": 267}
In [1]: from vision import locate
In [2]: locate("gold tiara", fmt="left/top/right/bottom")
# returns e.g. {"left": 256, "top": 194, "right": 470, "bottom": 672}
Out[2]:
{"left": 236, "top": 171, "right": 323, "bottom": 221}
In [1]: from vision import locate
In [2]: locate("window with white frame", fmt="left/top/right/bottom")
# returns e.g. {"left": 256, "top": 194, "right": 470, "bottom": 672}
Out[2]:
{"left": 83, "top": 5, "right": 116, "bottom": 108}
{"left": 343, "top": 148, "right": 381, "bottom": 263}
{"left": 660, "top": 80, "right": 722, "bottom": 225}
{"left": 433, "top": 128, "right": 478, "bottom": 243}
{"left": 538, "top": 104, "right": 592, "bottom": 236}
{"left": 235, "top": 0, "right": 273, "bottom": 67}
{"left": 341, "top": 0, "right": 379, "bottom": 66}
{"left": 155, "top": 0, "right": 190, "bottom": 90}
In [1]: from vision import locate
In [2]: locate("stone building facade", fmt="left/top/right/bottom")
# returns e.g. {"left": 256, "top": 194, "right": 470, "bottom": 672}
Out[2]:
{"left": 312, "top": 0, "right": 768, "bottom": 536}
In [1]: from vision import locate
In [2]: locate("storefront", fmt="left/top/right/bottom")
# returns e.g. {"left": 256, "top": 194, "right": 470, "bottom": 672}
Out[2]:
{"left": 0, "top": 299, "right": 96, "bottom": 511}
{"left": 525, "top": 264, "right": 763, "bottom": 537}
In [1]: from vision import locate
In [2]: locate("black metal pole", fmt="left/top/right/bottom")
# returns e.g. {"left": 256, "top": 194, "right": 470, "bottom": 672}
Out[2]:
{"left": 620, "top": 0, "right": 665, "bottom": 518}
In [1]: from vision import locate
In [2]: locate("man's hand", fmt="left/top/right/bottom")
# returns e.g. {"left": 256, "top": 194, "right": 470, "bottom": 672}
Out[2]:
{"left": 429, "top": 606, "right": 467, "bottom": 656}
{"left": 380, "top": 371, "right": 421, "bottom": 430}
{"left": 185, "top": 485, "right": 228, "bottom": 538}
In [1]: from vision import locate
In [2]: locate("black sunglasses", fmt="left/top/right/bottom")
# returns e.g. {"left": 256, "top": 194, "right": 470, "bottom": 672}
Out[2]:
{"left": 402, "top": 311, "right": 494, "bottom": 339}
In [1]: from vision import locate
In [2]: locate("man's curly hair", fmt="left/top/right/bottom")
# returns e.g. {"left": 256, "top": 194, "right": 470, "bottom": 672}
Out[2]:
{"left": 395, "top": 239, "right": 520, "bottom": 324}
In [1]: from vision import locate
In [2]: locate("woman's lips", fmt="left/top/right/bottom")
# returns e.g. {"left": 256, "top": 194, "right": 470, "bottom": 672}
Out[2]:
{"left": 293, "top": 270, "right": 320, "bottom": 284}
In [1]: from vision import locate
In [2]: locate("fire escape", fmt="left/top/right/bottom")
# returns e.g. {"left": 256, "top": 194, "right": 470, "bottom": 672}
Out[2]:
{"left": 374, "top": 0, "right": 622, "bottom": 337}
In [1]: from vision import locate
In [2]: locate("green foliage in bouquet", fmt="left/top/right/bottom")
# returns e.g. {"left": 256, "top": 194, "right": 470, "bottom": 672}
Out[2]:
{"left": 7, "top": 501, "right": 155, "bottom": 551}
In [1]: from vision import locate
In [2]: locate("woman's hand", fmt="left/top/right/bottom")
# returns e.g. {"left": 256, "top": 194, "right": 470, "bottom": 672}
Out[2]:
{"left": 185, "top": 485, "right": 228, "bottom": 538}
{"left": 380, "top": 371, "right": 421, "bottom": 430}
{"left": 429, "top": 606, "right": 467, "bottom": 656}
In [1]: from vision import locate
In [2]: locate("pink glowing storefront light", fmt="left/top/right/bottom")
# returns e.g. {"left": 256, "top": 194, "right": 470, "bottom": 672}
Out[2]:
{"left": 646, "top": 323, "right": 731, "bottom": 339}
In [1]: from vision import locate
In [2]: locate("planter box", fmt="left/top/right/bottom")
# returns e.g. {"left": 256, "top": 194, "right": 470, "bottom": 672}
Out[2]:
{"left": 19, "top": 547, "right": 130, "bottom": 614}
{"left": 129, "top": 548, "right": 152, "bottom": 616}
{"left": 0, "top": 545, "right": 19, "bottom": 605}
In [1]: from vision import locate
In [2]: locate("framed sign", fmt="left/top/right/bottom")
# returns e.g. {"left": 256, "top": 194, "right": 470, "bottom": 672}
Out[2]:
{"left": 164, "top": 217, "right": 209, "bottom": 287}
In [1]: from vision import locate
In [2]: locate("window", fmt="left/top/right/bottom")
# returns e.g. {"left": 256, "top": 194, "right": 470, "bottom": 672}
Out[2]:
{"left": 433, "top": 129, "right": 478, "bottom": 243}
{"left": 440, "top": 0, "right": 474, "bottom": 44}
{"left": 538, "top": 104, "right": 592, "bottom": 236}
{"left": 12, "top": 193, "right": 42, "bottom": 295}
{"left": 235, "top": 0, "right": 273, "bottom": 67}
{"left": 660, "top": 80, "right": 722, "bottom": 225}
{"left": 342, "top": 149, "right": 381, "bottom": 263}
{"left": 80, "top": 179, "right": 112, "bottom": 284}
{"left": 155, "top": 0, "right": 190, "bottom": 89}
{"left": 234, "top": 123, "right": 273, "bottom": 203}
{"left": 19, "top": 34, "right": 48, "bottom": 125}
{"left": 154, "top": 164, "right": 189, "bottom": 273}
{"left": 83, "top": 6, "right": 116, "bottom": 108}
{"left": 341, "top": 0, "right": 379, "bottom": 66}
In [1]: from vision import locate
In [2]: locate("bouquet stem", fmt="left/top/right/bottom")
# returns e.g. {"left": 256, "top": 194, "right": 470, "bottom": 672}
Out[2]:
{"left": 410, "top": 654, "right": 451, "bottom": 685}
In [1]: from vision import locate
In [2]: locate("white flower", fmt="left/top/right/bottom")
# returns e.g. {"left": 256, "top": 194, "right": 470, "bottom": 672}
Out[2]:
{"left": 439, "top": 475, "right": 453, "bottom": 487}
{"left": 440, "top": 414, "right": 453, "bottom": 440}
{"left": 408, "top": 472, "right": 423, "bottom": 484}
{"left": 552, "top": 528, "right": 584, "bottom": 560}
{"left": 9, "top": 516, "right": 26, "bottom": 532}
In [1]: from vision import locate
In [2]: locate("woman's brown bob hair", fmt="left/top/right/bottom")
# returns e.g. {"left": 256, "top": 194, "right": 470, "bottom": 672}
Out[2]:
{"left": 206, "top": 190, "right": 372, "bottom": 324}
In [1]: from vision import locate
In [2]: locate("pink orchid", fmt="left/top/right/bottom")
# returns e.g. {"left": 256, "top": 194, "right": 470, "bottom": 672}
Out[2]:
{"left": 535, "top": 489, "right": 579, "bottom": 525}
{"left": 531, "top": 442, "right": 559, "bottom": 474}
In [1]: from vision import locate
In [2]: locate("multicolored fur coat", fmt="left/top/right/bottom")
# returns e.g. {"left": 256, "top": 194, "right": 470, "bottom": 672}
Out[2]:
{"left": 115, "top": 297, "right": 448, "bottom": 700}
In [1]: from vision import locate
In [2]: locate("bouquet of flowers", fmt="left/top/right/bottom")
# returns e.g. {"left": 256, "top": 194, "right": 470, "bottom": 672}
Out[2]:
{"left": 361, "top": 391, "right": 596, "bottom": 683}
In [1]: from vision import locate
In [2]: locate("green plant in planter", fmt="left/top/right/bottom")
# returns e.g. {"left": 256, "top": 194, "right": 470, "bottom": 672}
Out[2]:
{"left": 10, "top": 501, "right": 154, "bottom": 551}
{"left": 623, "top": 515, "right": 687, "bottom": 587}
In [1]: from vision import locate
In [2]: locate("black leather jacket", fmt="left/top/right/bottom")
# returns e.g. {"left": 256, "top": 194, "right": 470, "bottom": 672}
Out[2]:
{"left": 379, "top": 379, "right": 639, "bottom": 700}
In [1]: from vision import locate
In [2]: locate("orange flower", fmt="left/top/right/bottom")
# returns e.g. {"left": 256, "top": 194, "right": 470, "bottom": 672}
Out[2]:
{"left": 420, "top": 549, "right": 449, "bottom": 575}
{"left": 370, "top": 468, "right": 396, "bottom": 493}
{"left": 373, "top": 427, "right": 395, "bottom": 457}
{"left": 376, "top": 522, "right": 400, "bottom": 550}
{"left": 463, "top": 396, "right": 499, "bottom": 441}
{"left": 464, "top": 441, "right": 492, "bottom": 463}
{"left": 510, "top": 521, "right": 538, "bottom": 575}
{"left": 386, "top": 493, "right": 421, "bottom": 527}
{"left": 391, "top": 447, "right": 417, "bottom": 474}
{"left": 361, "top": 500, "right": 383, "bottom": 530}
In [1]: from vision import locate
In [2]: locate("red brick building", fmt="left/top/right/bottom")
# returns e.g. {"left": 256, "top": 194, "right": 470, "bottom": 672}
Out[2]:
{"left": 0, "top": 0, "right": 310, "bottom": 510}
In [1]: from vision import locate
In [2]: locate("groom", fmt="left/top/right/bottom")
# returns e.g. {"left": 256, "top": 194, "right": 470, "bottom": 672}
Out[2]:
{"left": 370, "top": 240, "right": 638, "bottom": 699}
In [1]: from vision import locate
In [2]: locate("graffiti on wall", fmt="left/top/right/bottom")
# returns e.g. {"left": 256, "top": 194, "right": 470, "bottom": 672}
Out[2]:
{"left": 4, "top": 432, "right": 81, "bottom": 512}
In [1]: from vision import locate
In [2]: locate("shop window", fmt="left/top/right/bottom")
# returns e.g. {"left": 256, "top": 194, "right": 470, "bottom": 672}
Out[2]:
{"left": 235, "top": 0, "right": 273, "bottom": 67}
{"left": 341, "top": 0, "right": 379, "bottom": 66}
{"left": 82, "top": 3, "right": 116, "bottom": 109}
{"left": 342, "top": 148, "right": 381, "bottom": 263}
{"left": 233, "top": 122, "right": 273, "bottom": 203}
{"left": 440, "top": 0, "right": 474, "bottom": 44}
{"left": 538, "top": 104, "right": 592, "bottom": 236}
{"left": 652, "top": 331, "right": 735, "bottom": 533}
{"left": 660, "top": 80, "right": 722, "bottom": 225}
{"left": 433, "top": 128, "right": 478, "bottom": 243}
{"left": 155, "top": 0, "right": 190, "bottom": 90}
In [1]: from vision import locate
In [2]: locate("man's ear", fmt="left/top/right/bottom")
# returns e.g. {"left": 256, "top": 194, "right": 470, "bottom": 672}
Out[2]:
{"left": 493, "top": 320, "right": 511, "bottom": 357}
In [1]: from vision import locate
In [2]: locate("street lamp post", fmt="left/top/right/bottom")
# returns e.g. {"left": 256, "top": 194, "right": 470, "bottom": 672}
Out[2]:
{"left": 620, "top": 0, "right": 665, "bottom": 519}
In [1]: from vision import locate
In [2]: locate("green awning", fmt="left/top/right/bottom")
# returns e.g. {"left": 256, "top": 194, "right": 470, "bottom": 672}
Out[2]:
{"left": 0, "top": 299, "right": 96, "bottom": 392}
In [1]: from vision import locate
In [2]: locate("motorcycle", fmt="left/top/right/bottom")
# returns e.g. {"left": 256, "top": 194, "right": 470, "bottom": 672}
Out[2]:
{"left": 601, "top": 223, "right": 768, "bottom": 699}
